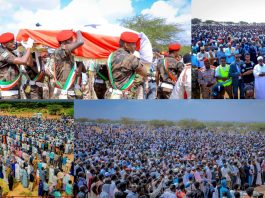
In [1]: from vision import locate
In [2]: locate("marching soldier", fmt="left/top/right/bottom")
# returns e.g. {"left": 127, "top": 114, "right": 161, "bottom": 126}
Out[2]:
{"left": 0, "top": 32, "right": 33, "bottom": 99}
{"left": 198, "top": 58, "right": 216, "bottom": 99}
{"left": 53, "top": 30, "right": 84, "bottom": 99}
{"left": 156, "top": 43, "right": 184, "bottom": 99}
{"left": 106, "top": 31, "right": 147, "bottom": 99}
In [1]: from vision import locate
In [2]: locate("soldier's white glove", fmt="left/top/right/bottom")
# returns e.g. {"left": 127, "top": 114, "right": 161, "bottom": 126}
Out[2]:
{"left": 133, "top": 51, "right": 140, "bottom": 59}
{"left": 21, "top": 38, "right": 34, "bottom": 49}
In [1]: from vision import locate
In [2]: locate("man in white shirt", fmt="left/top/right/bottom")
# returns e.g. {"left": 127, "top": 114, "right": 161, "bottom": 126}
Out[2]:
{"left": 197, "top": 47, "right": 210, "bottom": 68}
{"left": 253, "top": 56, "right": 265, "bottom": 99}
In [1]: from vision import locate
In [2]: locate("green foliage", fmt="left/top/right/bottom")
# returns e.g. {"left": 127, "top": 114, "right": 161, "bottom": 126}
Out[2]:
{"left": 239, "top": 21, "right": 248, "bottom": 24}
{"left": 77, "top": 118, "right": 265, "bottom": 133}
{"left": 180, "top": 46, "right": 191, "bottom": 56}
{"left": 120, "top": 14, "right": 182, "bottom": 49}
{"left": 0, "top": 101, "right": 73, "bottom": 117}
{"left": 0, "top": 103, "right": 12, "bottom": 110}
{"left": 205, "top": 20, "right": 215, "bottom": 24}
{"left": 47, "top": 104, "right": 63, "bottom": 115}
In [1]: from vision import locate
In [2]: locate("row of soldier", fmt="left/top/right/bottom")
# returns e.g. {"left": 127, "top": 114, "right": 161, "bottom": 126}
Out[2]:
{"left": 0, "top": 30, "right": 189, "bottom": 99}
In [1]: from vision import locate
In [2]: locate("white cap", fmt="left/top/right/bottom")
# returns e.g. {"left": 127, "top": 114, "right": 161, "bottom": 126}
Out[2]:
{"left": 257, "top": 56, "right": 263, "bottom": 61}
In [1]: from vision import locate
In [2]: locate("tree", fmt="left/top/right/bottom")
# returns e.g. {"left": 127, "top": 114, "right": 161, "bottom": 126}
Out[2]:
{"left": 0, "top": 103, "right": 12, "bottom": 112}
{"left": 205, "top": 20, "right": 215, "bottom": 24}
{"left": 191, "top": 18, "right": 202, "bottom": 24}
{"left": 120, "top": 14, "right": 182, "bottom": 49}
{"left": 47, "top": 104, "right": 63, "bottom": 115}
{"left": 239, "top": 21, "right": 248, "bottom": 25}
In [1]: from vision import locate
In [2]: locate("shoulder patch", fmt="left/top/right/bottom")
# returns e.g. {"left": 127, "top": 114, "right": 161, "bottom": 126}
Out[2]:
{"left": 1, "top": 51, "right": 9, "bottom": 59}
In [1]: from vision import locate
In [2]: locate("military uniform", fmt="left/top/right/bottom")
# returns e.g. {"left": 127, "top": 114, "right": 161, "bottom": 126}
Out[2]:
{"left": 23, "top": 52, "right": 45, "bottom": 99}
{"left": 53, "top": 30, "right": 83, "bottom": 99}
{"left": 157, "top": 56, "right": 183, "bottom": 99}
{"left": 0, "top": 47, "right": 20, "bottom": 99}
{"left": 198, "top": 66, "right": 216, "bottom": 99}
{"left": 94, "top": 63, "right": 108, "bottom": 99}
{"left": 156, "top": 43, "right": 184, "bottom": 99}
{"left": 108, "top": 48, "right": 142, "bottom": 99}
{"left": 192, "top": 67, "right": 201, "bottom": 99}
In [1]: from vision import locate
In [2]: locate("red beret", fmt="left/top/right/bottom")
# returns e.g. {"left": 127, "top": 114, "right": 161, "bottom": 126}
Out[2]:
{"left": 168, "top": 43, "right": 181, "bottom": 51}
{"left": 203, "top": 58, "right": 209, "bottom": 62}
{"left": 57, "top": 30, "right": 74, "bottom": 42}
{"left": 0, "top": 32, "right": 15, "bottom": 43}
{"left": 162, "top": 51, "right": 169, "bottom": 56}
{"left": 120, "top": 31, "right": 139, "bottom": 43}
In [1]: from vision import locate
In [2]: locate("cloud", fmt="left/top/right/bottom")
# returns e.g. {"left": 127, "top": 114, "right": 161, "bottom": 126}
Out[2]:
{"left": 142, "top": 1, "right": 179, "bottom": 23}
{"left": 0, "top": 0, "right": 134, "bottom": 34}
{"left": 141, "top": 0, "right": 191, "bottom": 44}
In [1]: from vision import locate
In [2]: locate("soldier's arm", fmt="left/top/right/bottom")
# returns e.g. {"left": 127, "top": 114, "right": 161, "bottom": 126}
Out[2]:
{"left": 65, "top": 31, "right": 84, "bottom": 52}
{"left": 12, "top": 48, "right": 31, "bottom": 65}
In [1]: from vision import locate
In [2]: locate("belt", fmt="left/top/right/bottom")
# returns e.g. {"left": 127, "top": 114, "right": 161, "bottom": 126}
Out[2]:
{"left": 148, "top": 77, "right": 156, "bottom": 81}
{"left": 54, "top": 88, "right": 75, "bottom": 96}
{"left": 0, "top": 90, "right": 19, "bottom": 97}
{"left": 29, "top": 81, "right": 44, "bottom": 87}
{"left": 94, "top": 78, "right": 105, "bottom": 84}
{"left": 159, "top": 82, "right": 174, "bottom": 89}
{"left": 108, "top": 88, "right": 129, "bottom": 95}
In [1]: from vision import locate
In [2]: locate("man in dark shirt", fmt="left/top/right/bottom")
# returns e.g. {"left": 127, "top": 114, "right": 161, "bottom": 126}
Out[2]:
{"left": 241, "top": 53, "right": 254, "bottom": 98}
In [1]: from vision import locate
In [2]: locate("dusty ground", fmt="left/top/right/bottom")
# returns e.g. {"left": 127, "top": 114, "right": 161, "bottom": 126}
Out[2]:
{"left": 0, "top": 112, "right": 61, "bottom": 119}
{"left": 1, "top": 181, "right": 38, "bottom": 197}
{"left": 255, "top": 185, "right": 265, "bottom": 194}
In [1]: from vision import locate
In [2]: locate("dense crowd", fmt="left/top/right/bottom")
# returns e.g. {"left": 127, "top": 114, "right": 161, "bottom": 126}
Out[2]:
{"left": 0, "top": 116, "right": 74, "bottom": 197}
{"left": 74, "top": 123, "right": 265, "bottom": 198}
{"left": 191, "top": 23, "right": 265, "bottom": 99}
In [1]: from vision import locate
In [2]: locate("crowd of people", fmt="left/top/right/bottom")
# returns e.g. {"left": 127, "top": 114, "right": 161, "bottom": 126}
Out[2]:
{"left": 191, "top": 23, "right": 265, "bottom": 99}
{"left": 0, "top": 30, "right": 191, "bottom": 100}
{"left": 74, "top": 122, "right": 265, "bottom": 198}
{"left": 0, "top": 115, "right": 74, "bottom": 197}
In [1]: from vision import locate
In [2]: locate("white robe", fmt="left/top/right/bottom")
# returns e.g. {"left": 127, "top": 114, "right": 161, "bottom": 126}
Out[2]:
{"left": 15, "top": 163, "right": 20, "bottom": 181}
{"left": 171, "top": 64, "right": 191, "bottom": 99}
{"left": 253, "top": 64, "right": 265, "bottom": 99}
{"left": 49, "top": 167, "right": 54, "bottom": 184}
{"left": 256, "top": 162, "right": 262, "bottom": 185}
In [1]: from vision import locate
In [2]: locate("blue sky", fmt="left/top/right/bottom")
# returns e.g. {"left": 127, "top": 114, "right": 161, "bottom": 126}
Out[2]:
{"left": 0, "top": 0, "right": 191, "bottom": 45}
{"left": 75, "top": 100, "right": 265, "bottom": 123}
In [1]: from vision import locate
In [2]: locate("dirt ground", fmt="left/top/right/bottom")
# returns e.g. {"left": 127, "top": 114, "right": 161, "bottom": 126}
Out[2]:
{"left": 255, "top": 185, "right": 265, "bottom": 194}
{"left": 1, "top": 179, "right": 38, "bottom": 197}
{"left": 0, "top": 112, "right": 61, "bottom": 119}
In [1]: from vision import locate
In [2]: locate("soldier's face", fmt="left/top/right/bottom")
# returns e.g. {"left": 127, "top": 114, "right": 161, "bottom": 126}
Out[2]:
{"left": 125, "top": 42, "right": 136, "bottom": 53}
{"left": 204, "top": 61, "right": 210, "bottom": 68}
{"left": 4, "top": 40, "right": 17, "bottom": 51}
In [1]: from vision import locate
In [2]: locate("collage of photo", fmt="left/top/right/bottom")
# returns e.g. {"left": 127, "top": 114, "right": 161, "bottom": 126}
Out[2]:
{"left": 0, "top": 0, "right": 265, "bottom": 198}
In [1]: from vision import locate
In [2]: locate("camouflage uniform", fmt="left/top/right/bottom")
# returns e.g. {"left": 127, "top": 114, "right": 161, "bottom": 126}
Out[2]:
{"left": 156, "top": 56, "right": 184, "bottom": 99}
{"left": 191, "top": 67, "right": 201, "bottom": 99}
{"left": 108, "top": 48, "right": 142, "bottom": 99}
{"left": 198, "top": 67, "right": 216, "bottom": 99}
{"left": 94, "top": 64, "right": 108, "bottom": 99}
{"left": 24, "top": 53, "right": 45, "bottom": 99}
{"left": 0, "top": 47, "right": 20, "bottom": 99}
{"left": 53, "top": 44, "right": 81, "bottom": 99}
